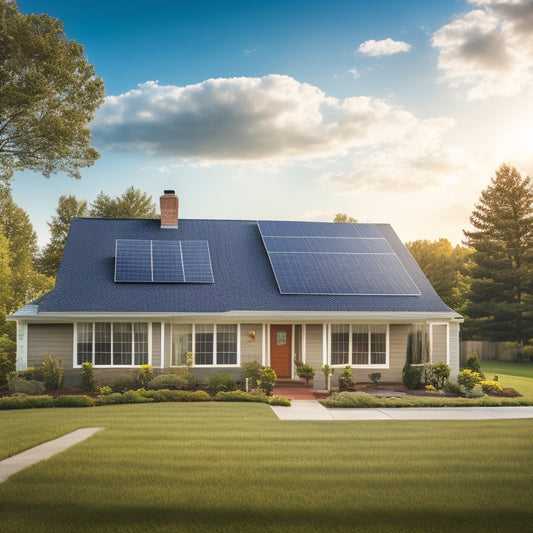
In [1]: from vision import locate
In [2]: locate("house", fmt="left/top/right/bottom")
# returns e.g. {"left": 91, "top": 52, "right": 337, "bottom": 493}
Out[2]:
{"left": 10, "top": 191, "right": 462, "bottom": 388}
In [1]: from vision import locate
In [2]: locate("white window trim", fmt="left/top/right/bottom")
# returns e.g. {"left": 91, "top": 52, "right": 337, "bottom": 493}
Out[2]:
{"left": 73, "top": 322, "right": 152, "bottom": 369}
{"left": 169, "top": 323, "right": 241, "bottom": 367}
{"left": 329, "top": 324, "right": 390, "bottom": 369}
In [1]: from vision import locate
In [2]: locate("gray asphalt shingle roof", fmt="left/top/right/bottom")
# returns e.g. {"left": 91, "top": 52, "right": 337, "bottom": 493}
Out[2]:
{"left": 35, "top": 217, "right": 453, "bottom": 314}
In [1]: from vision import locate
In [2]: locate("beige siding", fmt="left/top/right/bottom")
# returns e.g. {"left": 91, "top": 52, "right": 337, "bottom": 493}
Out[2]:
{"left": 28, "top": 324, "right": 73, "bottom": 368}
{"left": 163, "top": 322, "right": 172, "bottom": 369}
{"left": 378, "top": 324, "right": 408, "bottom": 383}
{"left": 305, "top": 325, "right": 325, "bottom": 387}
{"left": 448, "top": 322, "right": 460, "bottom": 379}
{"left": 431, "top": 325, "right": 448, "bottom": 364}
{"left": 240, "top": 324, "right": 262, "bottom": 364}
{"left": 151, "top": 323, "right": 161, "bottom": 368}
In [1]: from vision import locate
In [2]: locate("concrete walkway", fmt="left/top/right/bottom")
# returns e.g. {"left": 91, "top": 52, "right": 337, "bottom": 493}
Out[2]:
{"left": 271, "top": 400, "right": 533, "bottom": 421}
{"left": 0, "top": 427, "right": 103, "bottom": 484}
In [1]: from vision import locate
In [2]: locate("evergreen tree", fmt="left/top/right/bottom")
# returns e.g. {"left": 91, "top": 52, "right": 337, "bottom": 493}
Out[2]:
{"left": 36, "top": 195, "right": 88, "bottom": 277}
{"left": 463, "top": 164, "right": 533, "bottom": 341}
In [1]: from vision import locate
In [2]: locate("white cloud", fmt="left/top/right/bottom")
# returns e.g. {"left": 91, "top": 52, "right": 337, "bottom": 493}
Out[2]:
{"left": 93, "top": 75, "right": 445, "bottom": 160}
{"left": 431, "top": 0, "right": 533, "bottom": 99}
{"left": 348, "top": 68, "right": 359, "bottom": 79}
{"left": 357, "top": 38, "right": 411, "bottom": 57}
{"left": 318, "top": 117, "right": 472, "bottom": 193}
{"left": 92, "top": 74, "right": 464, "bottom": 192}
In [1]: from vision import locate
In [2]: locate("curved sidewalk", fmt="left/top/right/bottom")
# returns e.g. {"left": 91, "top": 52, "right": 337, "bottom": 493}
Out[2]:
{"left": 271, "top": 400, "right": 533, "bottom": 420}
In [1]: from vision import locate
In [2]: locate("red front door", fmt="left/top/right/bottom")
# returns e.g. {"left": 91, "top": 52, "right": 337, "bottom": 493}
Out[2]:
{"left": 270, "top": 325, "right": 292, "bottom": 378}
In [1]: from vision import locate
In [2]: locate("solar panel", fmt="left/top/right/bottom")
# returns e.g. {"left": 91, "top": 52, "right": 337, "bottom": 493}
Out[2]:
{"left": 257, "top": 221, "right": 420, "bottom": 296}
{"left": 115, "top": 239, "right": 213, "bottom": 283}
{"left": 115, "top": 240, "right": 152, "bottom": 282}
{"left": 181, "top": 241, "right": 215, "bottom": 283}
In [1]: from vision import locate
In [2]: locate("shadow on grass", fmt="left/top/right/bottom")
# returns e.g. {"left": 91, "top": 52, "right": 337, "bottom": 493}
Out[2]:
{"left": 3, "top": 502, "right": 532, "bottom": 532}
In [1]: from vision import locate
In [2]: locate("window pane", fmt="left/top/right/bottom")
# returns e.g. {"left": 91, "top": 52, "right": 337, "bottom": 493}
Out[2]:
{"left": 134, "top": 323, "right": 149, "bottom": 365}
{"left": 216, "top": 325, "right": 237, "bottom": 365}
{"left": 171, "top": 324, "right": 192, "bottom": 366}
{"left": 113, "top": 323, "right": 132, "bottom": 365}
{"left": 331, "top": 325, "right": 349, "bottom": 365}
{"left": 352, "top": 325, "right": 369, "bottom": 365}
{"left": 77, "top": 323, "right": 93, "bottom": 365}
{"left": 370, "top": 325, "right": 386, "bottom": 365}
{"left": 94, "top": 323, "right": 111, "bottom": 365}
{"left": 195, "top": 324, "right": 213, "bottom": 365}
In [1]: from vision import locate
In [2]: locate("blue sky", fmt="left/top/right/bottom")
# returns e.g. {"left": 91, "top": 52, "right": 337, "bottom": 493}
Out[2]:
{"left": 12, "top": 0, "right": 533, "bottom": 246}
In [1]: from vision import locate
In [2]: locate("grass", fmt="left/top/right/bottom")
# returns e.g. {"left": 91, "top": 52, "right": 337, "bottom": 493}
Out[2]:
{"left": 1, "top": 403, "right": 532, "bottom": 532}
{"left": 480, "top": 360, "right": 533, "bottom": 400}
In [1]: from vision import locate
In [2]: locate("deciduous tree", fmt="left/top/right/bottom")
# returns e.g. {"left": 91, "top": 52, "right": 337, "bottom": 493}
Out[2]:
{"left": 36, "top": 195, "right": 87, "bottom": 277}
{"left": 90, "top": 186, "right": 157, "bottom": 218}
{"left": 333, "top": 213, "right": 358, "bottom": 223}
{"left": 0, "top": 0, "right": 104, "bottom": 182}
{"left": 406, "top": 239, "right": 472, "bottom": 311}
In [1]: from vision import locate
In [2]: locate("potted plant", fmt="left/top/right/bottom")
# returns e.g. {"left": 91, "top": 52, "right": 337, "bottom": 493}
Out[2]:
{"left": 295, "top": 361, "right": 315, "bottom": 384}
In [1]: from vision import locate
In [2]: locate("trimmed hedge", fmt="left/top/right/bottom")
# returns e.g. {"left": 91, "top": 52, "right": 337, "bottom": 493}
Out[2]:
{"left": 215, "top": 390, "right": 291, "bottom": 406}
{"left": 321, "top": 391, "right": 531, "bottom": 408}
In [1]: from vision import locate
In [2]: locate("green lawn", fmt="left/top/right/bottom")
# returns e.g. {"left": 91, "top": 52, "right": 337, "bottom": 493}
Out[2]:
{"left": 1, "top": 403, "right": 532, "bottom": 532}
{"left": 481, "top": 360, "right": 533, "bottom": 400}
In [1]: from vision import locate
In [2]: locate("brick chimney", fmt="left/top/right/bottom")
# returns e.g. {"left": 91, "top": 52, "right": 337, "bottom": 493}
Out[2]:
{"left": 160, "top": 190, "right": 179, "bottom": 228}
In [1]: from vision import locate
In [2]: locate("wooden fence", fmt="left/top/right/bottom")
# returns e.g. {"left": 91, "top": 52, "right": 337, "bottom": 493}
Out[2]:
{"left": 459, "top": 341, "right": 500, "bottom": 366}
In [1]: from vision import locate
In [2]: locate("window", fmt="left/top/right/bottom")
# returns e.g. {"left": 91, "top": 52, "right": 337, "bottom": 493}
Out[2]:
{"left": 75, "top": 323, "right": 149, "bottom": 367}
{"left": 216, "top": 325, "right": 238, "bottom": 365}
{"left": 170, "top": 324, "right": 239, "bottom": 366}
{"left": 171, "top": 324, "right": 192, "bottom": 366}
{"left": 330, "top": 324, "right": 388, "bottom": 367}
{"left": 331, "top": 325, "right": 349, "bottom": 365}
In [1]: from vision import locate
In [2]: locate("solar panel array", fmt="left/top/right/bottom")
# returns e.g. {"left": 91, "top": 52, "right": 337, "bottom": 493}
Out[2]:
{"left": 257, "top": 221, "right": 420, "bottom": 296}
{"left": 115, "top": 239, "right": 214, "bottom": 283}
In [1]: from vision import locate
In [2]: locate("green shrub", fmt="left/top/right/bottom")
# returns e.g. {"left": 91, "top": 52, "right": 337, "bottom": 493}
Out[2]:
{"left": 258, "top": 367, "right": 277, "bottom": 396}
{"left": 80, "top": 362, "right": 99, "bottom": 393}
{"left": 207, "top": 373, "right": 237, "bottom": 395}
{"left": 122, "top": 389, "right": 152, "bottom": 404}
{"left": 54, "top": 395, "right": 95, "bottom": 407}
{"left": 295, "top": 362, "right": 315, "bottom": 383}
{"left": 141, "top": 389, "right": 211, "bottom": 402}
{"left": 7, "top": 375, "right": 46, "bottom": 395}
{"left": 424, "top": 363, "right": 450, "bottom": 390}
{"left": 110, "top": 374, "right": 139, "bottom": 393}
{"left": 338, "top": 366, "right": 356, "bottom": 391}
{"left": 241, "top": 361, "right": 264, "bottom": 389}
{"left": 138, "top": 364, "right": 153, "bottom": 388}
{"left": 169, "top": 366, "right": 198, "bottom": 389}
{"left": 444, "top": 381, "right": 462, "bottom": 396}
{"left": 96, "top": 392, "right": 125, "bottom": 405}
{"left": 402, "top": 362, "right": 422, "bottom": 389}
{"left": 480, "top": 380, "right": 503, "bottom": 394}
{"left": 99, "top": 385, "right": 113, "bottom": 395}
{"left": 461, "top": 384, "right": 484, "bottom": 398}
{"left": 464, "top": 351, "right": 484, "bottom": 375}
{"left": 16, "top": 365, "right": 44, "bottom": 382}
{"left": 0, "top": 395, "right": 55, "bottom": 410}
{"left": 148, "top": 373, "right": 187, "bottom": 390}
{"left": 215, "top": 390, "right": 266, "bottom": 402}
{"left": 0, "top": 335, "right": 16, "bottom": 385}
{"left": 457, "top": 369, "right": 482, "bottom": 391}
{"left": 425, "top": 384, "right": 437, "bottom": 392}
{"left": 521, "top": 345, "right": 533, "bottom": 362}
{"left": 42, "top": 353, "right": 64, "bottom": 391}
{"left": 268, "top": 395, "right": 291, "bottom": 406}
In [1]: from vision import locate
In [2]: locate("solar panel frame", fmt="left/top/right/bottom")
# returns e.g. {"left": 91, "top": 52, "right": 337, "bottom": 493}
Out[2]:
{"left": 257, "top": 221, "right": 420, "bottom": 296}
